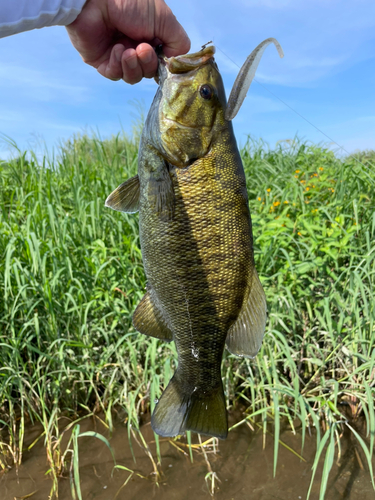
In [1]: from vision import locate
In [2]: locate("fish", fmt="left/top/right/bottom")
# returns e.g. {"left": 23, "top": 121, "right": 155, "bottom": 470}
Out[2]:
{"left": 105, "top": 38, "right": 284, "bottom": 439}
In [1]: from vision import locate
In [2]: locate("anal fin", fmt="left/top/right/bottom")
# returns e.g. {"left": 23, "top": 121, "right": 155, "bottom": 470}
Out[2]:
{"left": 226, "top": 268, "right": 267, "bottom": 358}
{"left": 132, "top": 290, "right": 173, "bottom": 341}
{"left": 105, "top": 175, "right": 140, "bottom": 213}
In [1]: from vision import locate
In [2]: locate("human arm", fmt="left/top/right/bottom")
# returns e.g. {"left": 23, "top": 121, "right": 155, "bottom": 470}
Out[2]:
{"left": 0, "top": 0, "right": 86, "bottom": 38}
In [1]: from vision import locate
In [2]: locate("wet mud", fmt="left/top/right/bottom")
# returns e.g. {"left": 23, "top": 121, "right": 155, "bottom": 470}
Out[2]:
{"left": 1, "top": 410, "right": 374, "bottom": 500}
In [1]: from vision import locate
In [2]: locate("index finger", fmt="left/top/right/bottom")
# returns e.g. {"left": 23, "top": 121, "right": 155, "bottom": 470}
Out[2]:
{"left": 155, "top": 1, "right": 191, "bottom": 57}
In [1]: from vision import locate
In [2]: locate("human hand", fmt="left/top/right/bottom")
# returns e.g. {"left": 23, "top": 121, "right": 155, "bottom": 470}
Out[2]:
{"left": 66, "top": 0, "right": 190, "bottom": 84}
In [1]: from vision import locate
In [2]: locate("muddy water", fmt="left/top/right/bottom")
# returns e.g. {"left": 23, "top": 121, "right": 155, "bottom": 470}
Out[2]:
{"left": 1, "top": 411, "right": 374, "bottom": 500}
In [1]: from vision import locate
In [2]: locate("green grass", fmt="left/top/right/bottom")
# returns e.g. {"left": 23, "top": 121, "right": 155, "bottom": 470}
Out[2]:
{"left": 0, "top": 132, "right": 374, "bottom": 499}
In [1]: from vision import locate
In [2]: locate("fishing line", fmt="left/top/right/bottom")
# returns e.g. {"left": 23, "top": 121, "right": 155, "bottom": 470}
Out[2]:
{"left": 215, "top": 44, "right": 374, "bottom": 175}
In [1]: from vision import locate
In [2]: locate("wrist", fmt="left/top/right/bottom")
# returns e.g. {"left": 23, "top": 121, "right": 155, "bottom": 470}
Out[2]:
{"left": 67, "top": 0, "right": 109, "bottom": 27}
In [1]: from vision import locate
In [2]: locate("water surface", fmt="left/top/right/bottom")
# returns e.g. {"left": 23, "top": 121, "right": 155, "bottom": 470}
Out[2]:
{"left": 1, "top": 411, "right": 373, "bottom": 500}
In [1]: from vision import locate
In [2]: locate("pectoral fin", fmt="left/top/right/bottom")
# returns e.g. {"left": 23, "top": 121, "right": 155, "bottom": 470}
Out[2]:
{"left": 105, "top": 175, "right": 140, "bottom": 213}
{"left": 140, "top": 142, "right": 175, "bottom": 221}
{"left": 226, "top": 269, "right": 267, "bottom": 358}
{"left": 133, "top": 290, "right": 173, "bottom": 341}
{"left": 148, "top": 167, "right": 175, "bottom": 221}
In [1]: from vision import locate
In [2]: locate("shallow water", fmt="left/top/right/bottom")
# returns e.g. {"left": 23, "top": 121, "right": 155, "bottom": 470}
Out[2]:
{"left": 1, "top": 410, "right": 374, "bottom": 500}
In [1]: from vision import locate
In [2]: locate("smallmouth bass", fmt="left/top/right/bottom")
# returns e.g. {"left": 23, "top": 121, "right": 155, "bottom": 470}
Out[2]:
{"left": 106, "top": 38, "right": 284, "bottom": 439}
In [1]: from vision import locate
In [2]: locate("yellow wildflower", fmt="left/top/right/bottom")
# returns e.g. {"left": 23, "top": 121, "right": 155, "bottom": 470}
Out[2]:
{"left": 258, "top": 197, "right": 262, "bottom": 201}
{"left": 267, "top": 188, "right": 271, "bottom": 192}
{"left": 298, "top": 232, "right": 302, "bottom": 236}
{"left": 273, "top": 201, "right": 280, "bottom": 207}
{"left": 295, "top": 169, "right": 300, "bottom": 173}
{"left": 319, "top": 167, "right": 324, "bottom": 171}
{"left": 284, "top": 200, "right": 289, "bottom": 204}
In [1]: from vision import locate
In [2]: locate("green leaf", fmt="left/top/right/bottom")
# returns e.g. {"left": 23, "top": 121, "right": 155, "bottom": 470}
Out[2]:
{"left": 78, "top": 431, "right": 116, "bottom": 465}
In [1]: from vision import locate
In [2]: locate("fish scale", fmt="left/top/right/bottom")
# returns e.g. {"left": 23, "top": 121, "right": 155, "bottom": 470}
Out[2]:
{"left": 139, "top": 128, "right": 252, "bottom": 433}
{"left": 105, "top": 39, "right": 283, "bottom": 438}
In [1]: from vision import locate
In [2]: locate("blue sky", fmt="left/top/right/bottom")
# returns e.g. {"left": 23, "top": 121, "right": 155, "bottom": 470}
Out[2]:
{"left": 1, "top": 0, "right": 374, "bottom": 158}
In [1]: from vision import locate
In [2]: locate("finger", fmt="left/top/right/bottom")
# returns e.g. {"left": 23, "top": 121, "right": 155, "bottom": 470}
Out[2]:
{"left": 136, "top": 43, "right": 158, "bottom": 79}
{"left": 97, "top": 44, "right": 124, "bottom": 81}
{"left": 121, "top": 48, "right": 143, "bottom": 85}
{"left": 156, "top": 1, "right": 191, "bottom": 57}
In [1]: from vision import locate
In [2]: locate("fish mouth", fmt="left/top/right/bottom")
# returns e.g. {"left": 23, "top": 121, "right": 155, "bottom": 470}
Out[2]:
{"left": 156, "top": 46, "right": 215, "bottom": 83}
{"left": 167, "top": 46, "right": 215, "bottom": 74}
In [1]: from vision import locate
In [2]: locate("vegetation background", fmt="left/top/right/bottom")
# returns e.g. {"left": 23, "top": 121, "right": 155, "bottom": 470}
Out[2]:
{"left": 0, "top": 130, "right": 374, "bottom": 498}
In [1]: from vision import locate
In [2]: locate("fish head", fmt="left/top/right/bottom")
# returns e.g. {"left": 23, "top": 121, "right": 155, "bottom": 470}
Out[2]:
{"left": 146, "top": 39, "right": 284, "bottom": 167}
{"left": 152, "top": 46, "right": 227, "bottom": 167}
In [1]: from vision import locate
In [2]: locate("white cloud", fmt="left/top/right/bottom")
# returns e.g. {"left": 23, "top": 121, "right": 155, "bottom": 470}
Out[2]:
{"left": 341, "top": 138, "right": 375, "bottom": 153}
{"left": 0, "top": 110, "right": 26, "bottom": 123}
{"left": 238, "top": 0, "right": 303, "bottom": 8}
{"left": 210, "top": 0, "right": 375, "bottom": 86}
{"left": 0, "top": 0, "right": 373, "bottom": 157}
{"left": 0, "top": 63, "right": 90, "bottom": 102}
{"left": 224, "top": 90, "right": 285, "bottom": 116}
{"left": 214, "top": 49, "right": 240, "bottom": 75}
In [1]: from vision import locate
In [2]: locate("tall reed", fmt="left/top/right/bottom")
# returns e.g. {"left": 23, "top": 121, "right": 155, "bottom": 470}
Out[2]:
{"left": 0, "top": 133, "right": 374, "bottom": 498}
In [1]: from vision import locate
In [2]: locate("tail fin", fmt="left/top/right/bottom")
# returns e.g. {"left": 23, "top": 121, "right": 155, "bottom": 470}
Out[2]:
{"left": 151, "top": 374, "right": 228, "bottom": 439}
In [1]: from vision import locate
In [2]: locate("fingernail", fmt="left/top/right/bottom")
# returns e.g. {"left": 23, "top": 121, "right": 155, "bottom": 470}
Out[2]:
{"left": 141, "top": 51, "right": 152, "bottom": 64}
{"left": 126, "top": 56, "right": 138, "bottom": 70}
{"left": 115, "top": 47, "right": 122, "bottom": 63}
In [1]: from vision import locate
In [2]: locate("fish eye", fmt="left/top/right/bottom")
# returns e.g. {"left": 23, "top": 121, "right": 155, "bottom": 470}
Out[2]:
{"left": 199, "top": 84, "right": 213, "bottom": 100}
